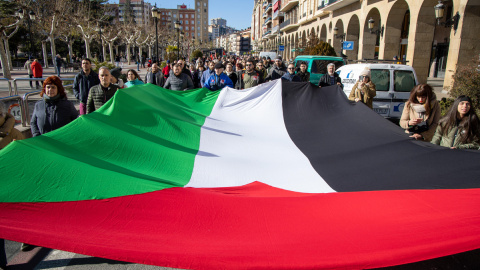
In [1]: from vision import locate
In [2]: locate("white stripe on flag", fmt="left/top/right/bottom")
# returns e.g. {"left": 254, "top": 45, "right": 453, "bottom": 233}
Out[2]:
{"left": 187, "top": 80, "right": 336, "bottom": 193}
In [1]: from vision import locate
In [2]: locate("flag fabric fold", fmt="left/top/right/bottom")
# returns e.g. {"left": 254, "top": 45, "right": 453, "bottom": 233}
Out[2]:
{"left": 1, "top": 81, "right": 479, "bottom": 269}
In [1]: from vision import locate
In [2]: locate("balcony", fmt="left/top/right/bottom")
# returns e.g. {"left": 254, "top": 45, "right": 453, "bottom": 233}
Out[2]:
{"left": 265, "top": 3, "right": 273, "bottom": 12}
{"left": 280, "top": 0, "right": 299, "bottom": 12}
{"left": 279, "top": 18, "right": 300, "bottom": 32}
{"left": 262, "top": 30, "right": 272, "bottom": 39}
{"left": 320, "top": 0, "right": 358, "bottom": 12}
{"left": 263, "top": 12, "right": 267, "bottom": 18}
{"left": 264, "top": 17, "right": 272, "bottom": 25}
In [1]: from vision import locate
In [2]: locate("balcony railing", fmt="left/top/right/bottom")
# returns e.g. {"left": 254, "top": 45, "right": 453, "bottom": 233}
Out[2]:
{"left": 318, "top": 0, "right": 339, "bottom": 10}
{"left": 265, "top": 17, "right": 272, "bottom": 24}
{"left": 266, "top": 4, "right": 273, "bottom": 12}
{"left": 279, "top": 19, "right": 290, "bottom": 29}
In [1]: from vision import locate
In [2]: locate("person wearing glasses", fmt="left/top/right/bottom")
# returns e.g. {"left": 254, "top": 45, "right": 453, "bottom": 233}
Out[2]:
{"left": 256, "top": 62, "right": 268, "bottom": 81}
{"left": 236, "top": 58, "right": 264, "bottom": 90}
{"left": 282, "top": 63, "right": 302, "bottom": 82}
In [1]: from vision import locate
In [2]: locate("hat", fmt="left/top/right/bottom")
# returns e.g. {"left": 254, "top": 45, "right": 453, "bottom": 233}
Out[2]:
{"left": 275, "top": 56, "right": 282, "bottom": 61}
{"left": 214, "top": 62, "right": 225, "bottom": 69}
{"left": 110, "top": 68, "right": 122, "bottom": 80}
{"left": 167, "top": 60, "right": 170, "bottom": 63}
{"left": 359, "top": 68, "right": 371, "bottom": 77}
{"left": 266, "top": 56, "right": 271, "bottom": 60}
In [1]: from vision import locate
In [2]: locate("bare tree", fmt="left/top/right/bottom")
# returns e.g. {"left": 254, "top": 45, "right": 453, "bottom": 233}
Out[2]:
{"left": 101, "top": 25, "right": 122, "bottom": 64}
{"left": 122, "top": 25, "right": 140, "bottom": 65}
{"left": 0, "top": 9, "right": 23, "bottom": 78}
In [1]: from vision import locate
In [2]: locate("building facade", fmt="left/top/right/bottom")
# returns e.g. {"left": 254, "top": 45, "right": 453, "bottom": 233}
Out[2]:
{"left": 195, "top": 0, "right": 210, "bottom": 42}
{"left": 251, "top": 0, "right": 480, "bottom": 88}
{"left": 118, "top": 0, "right": 152, "bottom": 28}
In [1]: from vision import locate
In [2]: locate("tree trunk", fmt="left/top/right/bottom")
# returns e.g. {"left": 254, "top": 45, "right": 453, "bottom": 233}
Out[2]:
{"left": 4, "top": 39, "right": 13, "bottom": 71}
{"left": 42, "top": 41, "right": 49, "bottom": 68}
{"left": 115, "top": 45, "right": 118, "bottom": 56}
{"left": 0, "top": 37, "right": 12, "bottom": 79}
{"left": 68, "top": 41, "right": 73, "bottom": 63}
{"left": 109, "top": 42, "right": 114, "bottom": 64}
{"left": 148, "top": 46, "right": 152, "bottom": 59}
{"left": 126, "top": 44, "right": 131, "bottom": 65}
{"left": 50, "top": 36, "right": 57, "bottom": 70}
{"left": 139, "top": 47, "right": 142, "bottom": 60}
{"left": 102, "top": 41, "right": 107, "bottom": 63}
{"left": 84, "top": 38, "right": 92, "bottom": 59}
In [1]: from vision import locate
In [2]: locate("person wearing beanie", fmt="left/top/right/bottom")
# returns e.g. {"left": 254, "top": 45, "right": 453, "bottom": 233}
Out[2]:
{"left": 110, "top": 67, "right": 124, "bottom": 88}
{"left": 348, "top": 68, "right": 376, "bottom": 109}
{"left": 30, "top": 76, "right": 79, "bottom": 137}
{"left": 265, "top": 56, "right": 287, "bottom": 82}
{"left": 204, "top": 62, "right": 234, "bottom": 91}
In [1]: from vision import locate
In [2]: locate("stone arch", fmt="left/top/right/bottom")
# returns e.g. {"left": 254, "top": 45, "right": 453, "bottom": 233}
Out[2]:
{"left": 311, "top": 27, "right": 315, "bottom": 36}
{"left": 346, "top": 14, "right": 360, "bottom": 61}
{"left": 383, "top": 0, "right": 410, "bottom": 60}
{"left": 294, "top": 32, "right": 299, "bottom": 57}
{"left": 333, "top": 19, "right": 345, "bottom": 57}
{"left": 328, "top": 21, "right": 333, "bottom": 45}
{"left": 409, "top": 0, "right": 439, "bottom": 83}
{"left": 444, "top": 0, "right": 480, "bottom": 87}
{"left": 362, "top": 7, "right": 381, "bottom": 60}
{"left": 320, "top": 24, "right": 327, "bottom": 42}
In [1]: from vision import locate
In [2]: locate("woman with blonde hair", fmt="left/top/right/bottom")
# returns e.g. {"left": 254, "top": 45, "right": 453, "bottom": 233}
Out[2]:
{"left": 400, "top": 84, "right": 441, "bottom": 141}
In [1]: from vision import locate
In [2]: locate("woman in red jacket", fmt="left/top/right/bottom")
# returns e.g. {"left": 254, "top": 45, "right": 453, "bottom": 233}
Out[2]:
{"left": 31, "top": 59, "right": 43, "bottom": 89}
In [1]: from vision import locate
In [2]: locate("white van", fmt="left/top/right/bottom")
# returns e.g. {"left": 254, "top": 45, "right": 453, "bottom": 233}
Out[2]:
{"left": 259, "top": 52, "right": 279, "bottom": 60}
{"left": 336, "top": 63, "right": 419, "bottom": 120}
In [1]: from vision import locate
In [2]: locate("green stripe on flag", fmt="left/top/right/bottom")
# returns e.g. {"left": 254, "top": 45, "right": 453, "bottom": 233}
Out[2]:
{"left": 0, "top": 85, "right": 219, "bottom": 203}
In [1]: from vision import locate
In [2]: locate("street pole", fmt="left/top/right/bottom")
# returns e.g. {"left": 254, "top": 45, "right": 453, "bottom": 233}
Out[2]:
{"left": 155, "top": 18, "right": 158, "bottom": 63}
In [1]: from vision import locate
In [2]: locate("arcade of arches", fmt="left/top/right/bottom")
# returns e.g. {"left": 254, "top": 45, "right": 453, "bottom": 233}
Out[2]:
{"left": 263, "top": 0, "right": 479, "bottom": 89}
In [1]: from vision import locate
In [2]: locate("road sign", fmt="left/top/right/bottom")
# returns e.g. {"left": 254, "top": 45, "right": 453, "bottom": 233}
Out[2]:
{"left": 343, "top": 41, "right": 354, "bottom": 50}
{"left": 279, "top": 45, "right": 285, "bottom": 51}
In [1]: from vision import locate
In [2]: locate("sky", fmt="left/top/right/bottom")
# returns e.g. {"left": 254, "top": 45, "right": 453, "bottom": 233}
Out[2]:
{"left": 150, "top": 0, "right": 254, "bottom": 30}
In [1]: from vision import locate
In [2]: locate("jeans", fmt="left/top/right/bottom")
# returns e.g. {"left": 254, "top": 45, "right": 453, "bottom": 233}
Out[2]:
{"left": 29, "top": 74, "right": 33, "bottom": 88}
{"left": 137, "top": 62, "right": 140, "bottom": 71}
{"left": 0, "top": 239, "right": 6, "bottom": 268}
{"left": 56, "top": 66, "right": 61, "bottom": 77}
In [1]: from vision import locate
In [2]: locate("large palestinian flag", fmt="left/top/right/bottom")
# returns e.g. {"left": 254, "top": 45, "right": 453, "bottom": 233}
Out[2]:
{"left": 1, "top": 80, "right": 480, "bottom": 269}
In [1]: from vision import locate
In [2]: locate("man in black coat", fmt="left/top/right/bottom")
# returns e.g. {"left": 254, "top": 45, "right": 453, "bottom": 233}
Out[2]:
{"left": 318, "top": 63, "right": 343, "bottom": 88}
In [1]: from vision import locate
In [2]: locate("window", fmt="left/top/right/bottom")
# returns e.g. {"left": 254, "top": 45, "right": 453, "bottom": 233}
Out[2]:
{"left": 185, "top": 14, "right": 189, "bottom": 18}
{"left": 186, "top": 32, "right": 189, "bottom": 36}
{"left": 198, "top": 26, "right": 200, "bottom": 31}
{"left": 180, "top": 20, "right": 183, "bottom": 24}
{"left": 185, "top": 20, "right": 189, "bottom": 24}
{"left": 204, "top": 9, "right": 206, "bottom": 12}
{"left": 173, "top": 14, "right": 177, "bottom": 18}
{"left": 180, "top": 14, "right": 183, "bottom": 18}
{"left": 394, "top": 70, "right": 415, "bottom": 92}
{"left": 197, "top": 2, "right": 200, "bottom": 6}
{"left": 192, "top": 14, "right": 194, "bottom": 18}
{"left": 191, "top": 20, "right": 194, "bottom": 25}
{"left": 204, "top": 2, "right": 207, "bottom": 6}
{"left": 186, "top": 26, "right": 189, "bottom": 30}
{"left": 198, "top": 33, "right": 201, "bottom": 36}
{"left": 371, "top": 69, "right": 390, "bottom": 91}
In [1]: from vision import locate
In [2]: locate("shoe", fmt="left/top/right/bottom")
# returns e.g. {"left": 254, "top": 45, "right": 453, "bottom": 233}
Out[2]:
{"left": 21, "top": 243, "right": 35, "bottom": 251}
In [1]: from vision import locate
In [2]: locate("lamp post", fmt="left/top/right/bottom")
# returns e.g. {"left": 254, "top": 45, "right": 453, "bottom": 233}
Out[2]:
{"left": 174, "top": 20, "right": 181, "bottom": 61}
{"left": 18, "top": 9, "right": 36, "bottom": 58}
{"left": 434, "top": 1, "right": 460, "bottom": 31}
{"left": 151, "top": 6, "right": 160, "bottom": 63}
{"left": 333, "top": 27, "right": 346, "bottom": 58}
{"left": 368, "top": 18, "right": 384, "bottom": 37}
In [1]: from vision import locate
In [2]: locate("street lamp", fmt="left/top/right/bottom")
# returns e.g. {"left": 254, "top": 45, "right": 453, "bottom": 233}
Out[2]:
{"left": 174, "top": 20, "right": 181, "bottom": 60}
{"left": 434, "top": 1, "right": 460, "bottom": 31}
{"left": 151, "top": 6, "right": 159, "bottom": 63}
{"left": 18, "top": 9, "right": 36, "bottom": 58}
{"left": 333, "top": 27, "right": 346, "bottom": 58}
{"left": 368, "top": 18, "right": 384, "bottom": 37}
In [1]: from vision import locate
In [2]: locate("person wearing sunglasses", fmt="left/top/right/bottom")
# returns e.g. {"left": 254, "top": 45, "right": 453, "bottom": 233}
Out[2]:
{"left": 282, "top": 63, "right": 302, "bottom": 82}
{"left": 236, "top": 58, "right": 264, "bottom": 90}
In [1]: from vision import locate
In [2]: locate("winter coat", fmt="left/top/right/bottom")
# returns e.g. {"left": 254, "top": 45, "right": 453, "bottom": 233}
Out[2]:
{"left": 193, "top": 70, "right": 203, "bottom": 88}
{"left": 296, "top": 71, "right": 310, "bottom": 82}
{"left": 162, "top": 65, "right": 171, "bottom": 79}
{"left": 431, "top": 121, "right": 480, "bottom": 149}
{"left": 31, "top": 61, "right": 43, "bottom": 78}
{"left": 24, "top": 60, "right": 33, "bottom": 75}
{"left": 164, "top": 73, "right": 194, "bottom": 91}
{"left": 0, "top": 113, "right": 24, "bottom": 150}
{"left": 265, "top": 64, "right": 287, "bottom": 81}
{"left": 55, "top": 57, "right": 63, "bottom": 68}
{"left": 399, "top": 97, "right": 441, "bottom": 142}
{"left": 348, "top": 81, "right": 377, "bottom": 109}
{"left": 73, "top": 70, "right": 100, "bottom": 104}
{"left": 125, "top": 79, "right": 145, "bottom": 88}
{"left": 30, "top": 98, "right": 78, "bottom": 137}
{"left": 318, "top": 73, "right": 342, "bottom": 88}
{"left": 86, "top": 84, "right": 119, "bottom": 114}
{"left": 257, "top": 68, "right": 268, "bottom": 81}
{"left": 236, "top": 70, "right": 264, "bottom": 90}
{"left": 144, "top": 71, "right": 165, "bottom": 87}
{"left": 281, "top": 72, "right": 302, "bottom": 82}
{"left": 225, "top": 71, "right": 238, "bottom": 86}
{"left": 200, "top": 68, "right": 215, "bottom": 87}
{"left": 204, "top": 73, "right": 234, "bottom": 91}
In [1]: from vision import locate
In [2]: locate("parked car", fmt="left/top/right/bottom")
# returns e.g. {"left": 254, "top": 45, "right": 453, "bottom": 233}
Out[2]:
{"left": 294, "top": 55, "right": 345, "bottom": 85}
{"left": 336, "top": 63, "right": 419, "bottom": 120}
